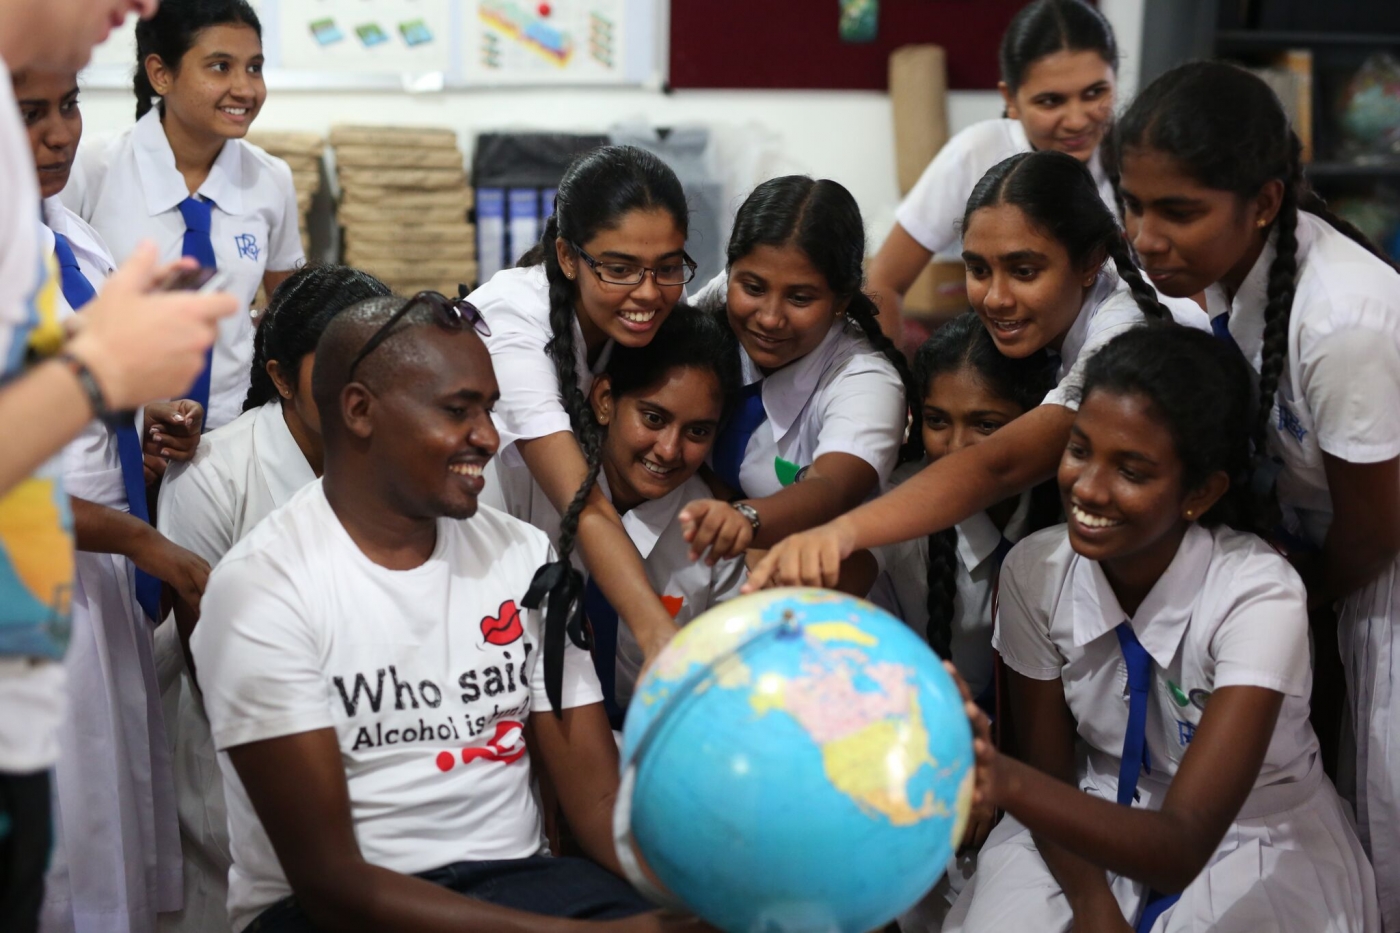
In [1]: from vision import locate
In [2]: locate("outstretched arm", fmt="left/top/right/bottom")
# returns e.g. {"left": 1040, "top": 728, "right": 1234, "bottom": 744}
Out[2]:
{"left": 745, "top": 403, "right": 1075, "bottom": 590}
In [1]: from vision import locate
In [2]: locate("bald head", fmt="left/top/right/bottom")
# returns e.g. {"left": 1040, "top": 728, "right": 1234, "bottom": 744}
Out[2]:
{"left": 313, "top": 293, "right": 501, "bottom": 521}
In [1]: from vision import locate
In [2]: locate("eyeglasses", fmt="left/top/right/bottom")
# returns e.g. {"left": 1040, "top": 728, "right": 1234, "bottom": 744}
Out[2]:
{"left": 347, "top": 289, "right": 491, "bottom": 381}
{"left": 569, "top": 241, "right": 697, "bottom": 287}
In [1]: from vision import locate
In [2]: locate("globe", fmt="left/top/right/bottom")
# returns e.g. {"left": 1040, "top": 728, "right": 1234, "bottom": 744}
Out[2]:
{"left": 614, "top": 588, "right": 974, "bottom": 933}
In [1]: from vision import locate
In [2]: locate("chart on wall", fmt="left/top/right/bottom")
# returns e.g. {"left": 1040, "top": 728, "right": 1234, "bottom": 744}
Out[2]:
{"left": 80, "top": 0, "right": 661, "bottom": 90}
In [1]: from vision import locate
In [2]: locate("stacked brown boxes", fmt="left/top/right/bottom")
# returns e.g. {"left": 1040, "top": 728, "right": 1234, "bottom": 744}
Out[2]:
{"left": 330, "top": 125, "right": 477, "bottom": 298}
{"left": 245, "top": 131, "right": 323, "bottom": 257}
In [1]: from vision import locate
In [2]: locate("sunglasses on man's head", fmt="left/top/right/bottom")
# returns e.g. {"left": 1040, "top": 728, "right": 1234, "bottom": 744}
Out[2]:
{"left": 347, "top": 289, "right": 491, "bottom": 381}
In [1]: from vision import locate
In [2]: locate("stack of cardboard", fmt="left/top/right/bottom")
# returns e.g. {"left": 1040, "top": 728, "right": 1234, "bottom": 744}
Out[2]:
{"left": 245, "top": 131, "right": 323, "bottom": 256}
{"left": 330, "top": 125, "right": 477, "bottom": 297}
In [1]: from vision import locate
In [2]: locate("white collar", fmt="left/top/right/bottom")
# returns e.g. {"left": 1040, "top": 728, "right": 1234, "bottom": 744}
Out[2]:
{"left": 132, "top": 108, "right": 244, "bottom": 216}
{"left": 1202, "top": 227, "right": 1290, "bottom": 372}
{"left": 741, "top": 320, "right": 850, "bottom": 438}
{"left": 955, "top": 491, "right": 1031, "bottom": 573}
{"left": 571, "top": 310, "right": 613, "bottom": 381}
{"left": 596, "top": 470, "right": 689, "bottom": 560}
{"left": 41, "top": 197, "right": 116, "bottom": 272}
{"left": 1067, "top": 522, "right": 1213, "bottom": 668}
{"left": 1054, "top": 268, "right": 1121, "bottom": 365}
{"left": 252, "top": 400, "right": 317, "bottom": 507}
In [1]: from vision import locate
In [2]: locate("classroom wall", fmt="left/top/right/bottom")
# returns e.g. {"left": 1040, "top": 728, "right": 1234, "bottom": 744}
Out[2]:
{"left": 73, "top": 0, "right": 1145, "bottom": 250}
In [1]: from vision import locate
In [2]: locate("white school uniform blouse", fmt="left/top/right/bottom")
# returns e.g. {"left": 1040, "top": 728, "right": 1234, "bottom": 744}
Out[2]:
{"left": 1208, "top": 212, "right": 1400, "bottom": 928}
{"left": 1040, "top": 269, "right": 1208, "bottom": 411}
{"left": 689, "top": 270, "right": 907, "bottom": 497}
{"left": 469, "top": 265, "right": 611, "bottom": 463}
{"left": 949, "top": 522, "right": 1381, "bottom": 933}
{"left": 1206, "top": 212, "right": 1400, "bottom": 545}
{"left": 596, "top": 472, "right": 747, "bottom": 706}
{"left": 870, "top": 486, "right": 1030, "bottom": 699}
{"left": 154, "top": 400, "right": 316, "bottom": 933}
{"left": 63, "top": 110, "right": 304, "bottom": 431}
{"left": 894, "top": 119, "right": 1116, "bottom": 258}
{"left": 995, "top": 523, "right": 1317, "bottom": 804}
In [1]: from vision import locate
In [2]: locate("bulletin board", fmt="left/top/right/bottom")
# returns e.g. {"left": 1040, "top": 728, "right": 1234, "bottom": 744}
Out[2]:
{"left": 668, "top": 0, "right": 1040, "bottom": 91}
{"left": 81, "top": 0, "right": 664, "bottom": 91}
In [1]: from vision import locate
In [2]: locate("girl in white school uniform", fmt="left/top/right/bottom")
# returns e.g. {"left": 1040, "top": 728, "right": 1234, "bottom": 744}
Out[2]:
{"left": 153, "top": 265, "right": 389, "bottom": 933}
{"left": 871, "top": 312, "right": 1057, "bottom": 932}
{"left": 64, "top": 0, "right": 303, "bottom": 432}
{"left": 677, "top": 176, "right": 916, "bottom": 570}
{"left": 470, "top": 146, "right": 698, "bottom": 701}
{"left": 747, "top": 150, "right": 1205, "bottom": 592}
{"left": 18, "top": 67, "right": 210, "bottom": 933}
{"left": 1111, "top": 61, "right": 1400, "bottom": 932}
{"left": 946, "top": 326, "right": 1379, "bottom": 933}
{"left": 497, "top": 308, "right": 747, "bottom": 724}
{"left": 867, "top": 0, "right": 1120, "bottom": 331}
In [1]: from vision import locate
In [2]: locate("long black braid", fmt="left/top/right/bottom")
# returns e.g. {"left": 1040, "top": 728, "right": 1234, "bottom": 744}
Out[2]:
{"left": 243, "top": 265, "right": 391, "bottom": 412}
{"left": 964, "top": 151, "right": 1169, "bottom": 326}
{"left": 514, "top": 145, "right": 689, "bottom": 714}
{"left": 911, "top": 312, "right": 1056, "bottom": 659}
{"left": 1112, "top": 61, "right": 1399, "bottom": 516}
{"left": 726, "top": 176, "right": 924, "bottom": 462}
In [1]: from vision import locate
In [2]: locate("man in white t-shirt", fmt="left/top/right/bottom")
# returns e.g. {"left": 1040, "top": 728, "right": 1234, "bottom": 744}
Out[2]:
{"left": 192, "top": 296, "right": 693, "bottom": 933}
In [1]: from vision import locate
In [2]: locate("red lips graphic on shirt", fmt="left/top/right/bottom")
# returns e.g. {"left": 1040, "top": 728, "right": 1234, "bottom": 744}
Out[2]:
{"left": 460, "top": 720, "right": 526, "bottom": 765}
{"left": 480, "top": 600, "right": 523, "bottom": 645}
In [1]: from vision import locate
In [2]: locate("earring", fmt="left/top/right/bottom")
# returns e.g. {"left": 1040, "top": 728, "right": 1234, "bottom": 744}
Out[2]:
{"left": 1257, "top": 218, "right": 1269, "bottom": 229}
{"left": 1185, "top": 510, "right": 1195, "bottom": 519}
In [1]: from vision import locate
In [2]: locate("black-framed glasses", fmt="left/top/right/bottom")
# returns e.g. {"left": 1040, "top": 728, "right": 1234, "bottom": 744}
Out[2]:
{"left": 569, "top": 241, "right": 697, "bottom": 287}
{"left": 347, "top": 289, "right": 491, "bottom": 381}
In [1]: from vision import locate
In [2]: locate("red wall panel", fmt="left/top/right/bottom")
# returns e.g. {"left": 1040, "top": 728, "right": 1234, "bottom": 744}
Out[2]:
{"left": 669, "top": 0, "right": 1035, "bottom": 91}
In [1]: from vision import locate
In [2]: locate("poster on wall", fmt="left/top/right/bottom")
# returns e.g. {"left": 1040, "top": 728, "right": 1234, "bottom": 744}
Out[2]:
{"left": 461, "top": 0, "right": 629, "bottom": 85}
{"left": 278, "top": 0, "right": 453, "bottom": 77}
{"left": 79, "top": 0, "right": 662, "bottom": 90}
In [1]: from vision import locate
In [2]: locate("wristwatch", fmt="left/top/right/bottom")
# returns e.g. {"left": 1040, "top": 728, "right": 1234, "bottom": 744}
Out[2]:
{"left": 731, "top": 501, "right": 761, "bottom": 535}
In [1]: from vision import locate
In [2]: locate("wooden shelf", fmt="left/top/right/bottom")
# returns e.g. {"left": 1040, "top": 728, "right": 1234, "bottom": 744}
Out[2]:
{"left": 1216, "top": 30, "right": 1400, "bottom": 49}
{"left": 1305, "top": 160, "right": 1400, "bottom": 178}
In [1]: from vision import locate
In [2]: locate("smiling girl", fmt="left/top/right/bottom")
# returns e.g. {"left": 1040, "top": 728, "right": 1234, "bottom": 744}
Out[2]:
{"left": 64, "top": 0, "right": 303, "bottom": 432}
{"left": 868, "top": 0, "right": 1119, "bottom": 333}
{"left": 471, "top": 146, "right": 696, "bottom": 704}
{"left": 944, "top": 325, "right": 1379, "bottom": 933}
{"left": 1110, "top": 61, "right": 1400, "bottom": 930}
{"left": 678, "top": 176, "right": 915, "bottom": 573}
{"left": 496, "top": 309, "right": 746, "bottom": 725}
{"left": 746, "top": 151, "right": 1204, "bottom": 592}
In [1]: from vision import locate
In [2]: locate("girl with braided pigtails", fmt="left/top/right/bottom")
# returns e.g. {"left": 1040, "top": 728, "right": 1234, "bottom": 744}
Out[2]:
{"left": 868, "top": 311, "right": 1057, "bottom": 931}
{"left": 677, "top": 176, "right": 918, "bottom": 582}
{"left": 745, "top": 150, "right": 1207, "bottom": 593}
{"left": 1110, "top": 60, "right": 1400, "bottom": 932}
{"left": 469, "top": 146, "right": 696, "bottom": 710}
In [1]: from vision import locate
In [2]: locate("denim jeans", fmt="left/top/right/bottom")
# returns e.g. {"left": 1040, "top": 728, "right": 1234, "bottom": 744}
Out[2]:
{"left": 245, "top": 855, "right": 652, "bottom": 931}
{"left": 0, "top": 771, "right": 51, "bottom": 933}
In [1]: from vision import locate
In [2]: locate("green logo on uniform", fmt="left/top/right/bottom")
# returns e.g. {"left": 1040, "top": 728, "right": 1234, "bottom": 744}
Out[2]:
{"left": 1167, "top": 681, "right": 1190, "bottom": 707}
{"left": 774, "top": 457, "right": 805, "bottom": 487}
{"left": 1167, "top": 680, "right": 1212, "bottom": 710}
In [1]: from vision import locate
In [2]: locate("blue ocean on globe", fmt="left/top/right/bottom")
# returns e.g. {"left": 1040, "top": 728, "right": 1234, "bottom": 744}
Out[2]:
{"left": 615, "top": 589, "right": 974, "bottom": 933}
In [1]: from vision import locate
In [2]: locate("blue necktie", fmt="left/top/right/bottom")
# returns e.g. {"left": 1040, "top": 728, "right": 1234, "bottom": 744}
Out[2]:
{"left": 1115, "top": 621, "right": 1181, "bottom": 932}
{"left": 582, "top": 577, "right": 625, "bottom": 730}
{"left": 1114, "top": 621, "right": 1153, "bottom": 805}
{"left": 178, "top": 196, "right": 216, "bottom": 417}
{"left": 53, "top": 233, "right": 161, "bottom": 622}
{"left": 712, "top": 381, "right": 766, "bottom": 497}
{"left": 1210, "top": 313, "right": 1242, "bottom": 357}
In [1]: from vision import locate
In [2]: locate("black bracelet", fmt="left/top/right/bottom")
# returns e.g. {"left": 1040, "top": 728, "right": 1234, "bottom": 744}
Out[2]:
{"left": 55, "top": 352, "right": 136, "bottom": 431}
